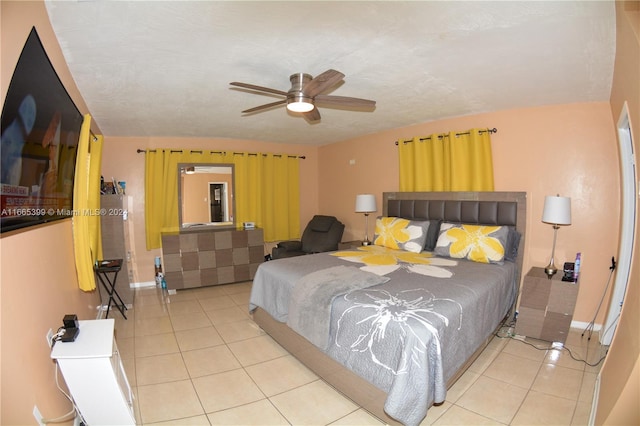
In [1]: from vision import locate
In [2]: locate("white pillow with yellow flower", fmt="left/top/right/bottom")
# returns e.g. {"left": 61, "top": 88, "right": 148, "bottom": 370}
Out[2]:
{"left": 434, "top": 222, "right": 509, "bottom": 264}
{"left": 372, "top": 217, "right": 430, "bottom": 253}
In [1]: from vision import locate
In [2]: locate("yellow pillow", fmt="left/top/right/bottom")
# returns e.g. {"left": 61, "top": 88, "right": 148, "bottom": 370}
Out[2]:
{"left": 434, "top": 223, "right": 508, "bottom": 264}
{"left": 373, "top": 217, "right": 430, "bottom": 253}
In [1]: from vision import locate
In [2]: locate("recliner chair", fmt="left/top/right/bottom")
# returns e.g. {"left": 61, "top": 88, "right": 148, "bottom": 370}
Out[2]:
{"left": 272, "top": 215, "right": 345, "bottom": 259}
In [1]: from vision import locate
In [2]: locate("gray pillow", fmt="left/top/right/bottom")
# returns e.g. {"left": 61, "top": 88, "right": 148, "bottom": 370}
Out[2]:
{"left": 504, "top": 227, "right": 521, "bottom": 262}
{"left": 424, "top": 219, "right": 442, "bottom": 251}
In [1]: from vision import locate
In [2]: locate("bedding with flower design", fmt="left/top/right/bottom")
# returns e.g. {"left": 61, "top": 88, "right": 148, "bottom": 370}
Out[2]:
{"left": 249, "top": 245, "right": 518, "bottom": 426}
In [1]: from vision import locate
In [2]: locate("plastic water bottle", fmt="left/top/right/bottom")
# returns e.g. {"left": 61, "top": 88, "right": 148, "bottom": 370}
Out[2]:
{"left": 154, "top": 256, "right": 162, "bottom": 285}
{"left": 573, "top": 252, "right": 581, "bottom": 283}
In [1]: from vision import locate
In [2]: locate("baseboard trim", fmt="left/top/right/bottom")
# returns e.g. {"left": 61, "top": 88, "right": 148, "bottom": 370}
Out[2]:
{"left": 589, "top": 373, "right": 601, "bottom": 425}
{"left": 130, "top": 281, "right": 156, "bottom": 288}
{"left": 95, "top": 304, "right": 133, "bottom": 320}
{"left": 570, "top": 320, "right": 601, "bottom": 332}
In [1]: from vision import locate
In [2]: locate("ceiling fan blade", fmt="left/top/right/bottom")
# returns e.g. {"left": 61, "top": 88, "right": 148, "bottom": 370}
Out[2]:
{"left": 230, "top": 82, "right": 288, "bottom": 97}
{"left": 242, "top": 99, "right": 287, "bottom": 114}
{"left": 315, "top": 95, "right": 376, "bottom": 109}
{"left": 303, "top": 69, "right": 345, "bottom": 97}
{"left": 303, "top": 107, "right": 321, "bottom": 122}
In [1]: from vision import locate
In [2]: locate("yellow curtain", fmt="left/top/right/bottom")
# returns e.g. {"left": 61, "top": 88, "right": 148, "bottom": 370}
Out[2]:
{"left": 144, "top": 149, "right": 230, "bottom": 249}
{"left": 232, "top": 152, "right": 263, "bottom": 228}
{"left": 398, "top": 128, "right": 494, "bottom": 191}
{"left": 72, "top": 115, "right": 103, "bottom": 291}
{"left": 144, "top": 149, "right": 301, "bottom": 249}
{"left": 88, "top": 134, "right": 104, "bottom": 262}
{"left": 230, "top": 152, "right": 300, "bottom": 241}
{"left": 144, "top": 149, "right": 165, "bottom": 250}
{"left": 258, "top": 154, "right": 300, "bottom": 241}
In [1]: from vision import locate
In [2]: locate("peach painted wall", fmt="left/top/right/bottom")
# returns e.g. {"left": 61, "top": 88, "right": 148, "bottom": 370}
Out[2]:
{"left": 100, "top": 136, "right": 319, "bottom": 284}
{"left": 1, "top": 2, "right": 102, "bottom": 424}
{"left": 106, "top": 103, "right": 621, "bottom": 327}
{"left": 2, "top": 0, "right": 635, "bottom": 423}
{"left": 319, "top": 102, "right": 619, "bottom": 325}
{"left": 596, "top": 1, "right": 640, "bottom": 424}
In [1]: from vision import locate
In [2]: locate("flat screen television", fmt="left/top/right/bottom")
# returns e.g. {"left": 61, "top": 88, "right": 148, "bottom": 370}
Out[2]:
{"left": 1, "top": 27, "right": 84, "bottom": 233}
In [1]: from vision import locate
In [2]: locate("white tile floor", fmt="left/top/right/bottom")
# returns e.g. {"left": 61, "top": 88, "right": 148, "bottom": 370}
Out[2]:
{"left": 111, "top": 281, "right": 605, "bottom": 425}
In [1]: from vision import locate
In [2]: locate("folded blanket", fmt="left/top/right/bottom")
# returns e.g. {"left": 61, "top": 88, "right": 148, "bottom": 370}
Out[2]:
{"left": 287, "top": 265, "right": 390, "bottom": 350}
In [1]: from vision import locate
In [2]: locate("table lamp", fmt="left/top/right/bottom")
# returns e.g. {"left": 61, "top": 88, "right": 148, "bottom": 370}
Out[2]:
{"left": 542, "top": 194, "right": 572, "bottom": 278}
{"left": 355, "top": 194, "right": 377, "bottom": 245}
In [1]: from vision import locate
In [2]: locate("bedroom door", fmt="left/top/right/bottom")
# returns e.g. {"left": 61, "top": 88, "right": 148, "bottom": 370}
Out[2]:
{"left": 209, "top": 182, "right": 227, "bottom": 223}
{"left": 601, "top": 103, "right": 636, "bottom": 345}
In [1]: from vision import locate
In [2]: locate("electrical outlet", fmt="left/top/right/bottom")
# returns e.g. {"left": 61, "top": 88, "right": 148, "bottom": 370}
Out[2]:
{"left": 33, "top": 405, "right": 45, "bottom": 426}
{"left": 46, "top": 328, "right": 54, "bottom": 348}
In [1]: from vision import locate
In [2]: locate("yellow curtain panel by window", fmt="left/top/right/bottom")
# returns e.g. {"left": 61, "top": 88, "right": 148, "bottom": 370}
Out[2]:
{"left": 398, "top": 128, "right": 494, "bottom": 191}
{"left": 144, "top": 149, "right": 300, "bottom": 250}
{"left": 232, "top": 152, "right": 300, "bottom": 241}
{"left": 72, "top": 114, "right": 103, "bottom": 291}
{"left": 144, "top": 149, "right": 231, "bottom": 250}
{"left": 88, "top": 134, "right": 104, "bottom": 262}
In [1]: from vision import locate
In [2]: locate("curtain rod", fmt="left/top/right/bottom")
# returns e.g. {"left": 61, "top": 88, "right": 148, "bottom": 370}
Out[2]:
{"left": 136, "top": 149, "right": 226, "bottom": 154}
{"left": 136, "top": 148, "right": 305, "bottom": 159}
{"left": 394, "top": 127, "right": 497, "bottom": 145}
{"left": 232, "top": 152, "right": 306, "bottom": 160}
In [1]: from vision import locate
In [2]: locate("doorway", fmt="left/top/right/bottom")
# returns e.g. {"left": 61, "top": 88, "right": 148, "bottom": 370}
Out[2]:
{"left": 601, "top": 102, "right": 636, "bottom": 345}
{"left": 209, "top": 182, "right": 228, "bottom": 223}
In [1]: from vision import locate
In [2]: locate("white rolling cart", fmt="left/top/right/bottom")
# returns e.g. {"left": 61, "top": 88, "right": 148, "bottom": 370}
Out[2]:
{"left": 50, "top": 319, "right": 135, "bottom": 425}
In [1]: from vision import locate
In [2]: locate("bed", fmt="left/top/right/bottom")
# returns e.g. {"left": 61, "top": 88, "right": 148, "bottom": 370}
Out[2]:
{"left": 249, "top": 191, "right": 527, "bottom": 425}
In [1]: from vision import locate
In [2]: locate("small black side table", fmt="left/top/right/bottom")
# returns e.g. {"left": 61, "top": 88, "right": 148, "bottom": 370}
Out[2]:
{"left": 94, "top": 259, "right": 128, "bottom": 319}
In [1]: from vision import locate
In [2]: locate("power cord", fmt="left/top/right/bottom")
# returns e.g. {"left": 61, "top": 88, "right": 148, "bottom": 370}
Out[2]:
{"left": 49, "top": 327, "right": 66, "bottom": 348}
{"left": 582, "top": 256, "right": 617, "bottom": 340}
{"left": 39, "top": 363, "right": 85, "bottom": 425}
{"left": 495, "top": 322, "right": 608, "bottom": 368}
{"left": 45, "top": 330, "right": 86, "bottom": 424}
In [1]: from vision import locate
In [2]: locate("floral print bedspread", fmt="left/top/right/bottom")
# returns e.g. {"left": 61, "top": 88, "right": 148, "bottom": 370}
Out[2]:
{"left": 249, "top": 246, "right": 517, "bottom": 426}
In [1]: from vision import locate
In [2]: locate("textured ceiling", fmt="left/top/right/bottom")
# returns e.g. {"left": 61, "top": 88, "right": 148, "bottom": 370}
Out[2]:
{"left": 44, "top": 1, "right": 616, "bottom": 146}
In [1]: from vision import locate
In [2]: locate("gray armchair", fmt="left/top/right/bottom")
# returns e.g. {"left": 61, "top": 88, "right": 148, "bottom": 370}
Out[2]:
{"left": 272, "top": 215, "right": 345, "bottom": 259}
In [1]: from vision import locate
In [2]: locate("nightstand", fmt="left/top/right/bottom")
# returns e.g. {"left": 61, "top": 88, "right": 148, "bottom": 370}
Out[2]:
{"left": 515, "top": 267, "right": 579, "bottom": 343}
{"left": 51, "top": 319, "right": 135, "bottom": 425}
{"left": 338, "top": 240, "right": 364, "bottom": 250}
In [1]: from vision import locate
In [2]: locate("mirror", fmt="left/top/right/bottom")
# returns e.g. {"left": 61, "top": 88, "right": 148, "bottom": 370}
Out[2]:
{"left": 177, "top": 163, "right": 235, "bottom": 229}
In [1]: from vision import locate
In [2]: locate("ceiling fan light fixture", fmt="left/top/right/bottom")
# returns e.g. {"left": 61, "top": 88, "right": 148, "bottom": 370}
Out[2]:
{"left": 287, "top": 101, "right": 314, "bottom": 113}
{"left": 231, "top": 69, "right": 374, "bottom": 121}
{"left": 286, "top": 93, "right": 314, "bottom": 112}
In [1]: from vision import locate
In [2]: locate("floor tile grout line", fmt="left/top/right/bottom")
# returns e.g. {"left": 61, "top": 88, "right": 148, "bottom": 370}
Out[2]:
{"left": 132, "top": 283, "right": 291, "bottom": 424}
{"left": 127, "top": 283, "right": 602, "bottom": 426}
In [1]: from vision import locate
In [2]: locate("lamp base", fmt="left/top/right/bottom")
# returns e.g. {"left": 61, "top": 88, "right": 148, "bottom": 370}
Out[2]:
{"left": 545, "top": 226, "right": 560, "bottom": 279}
{"left": 362, "top": 240, "right": 371, "bottom": 246}
{"left": 544, "top": 261, "right": 558, "bottom": 279}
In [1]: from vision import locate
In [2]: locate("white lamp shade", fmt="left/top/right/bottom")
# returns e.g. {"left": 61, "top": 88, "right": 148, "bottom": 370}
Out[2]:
{"left": 355, "top": 194, "right": 377, "bottom": 213}
{"left": 542, "top": 195, "right": 571, "bottom": 225}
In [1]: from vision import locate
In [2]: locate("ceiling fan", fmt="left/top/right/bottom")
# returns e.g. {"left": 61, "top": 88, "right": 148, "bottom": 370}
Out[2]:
{"left": 230, "top": 69, "right": 376, "bottom": 122}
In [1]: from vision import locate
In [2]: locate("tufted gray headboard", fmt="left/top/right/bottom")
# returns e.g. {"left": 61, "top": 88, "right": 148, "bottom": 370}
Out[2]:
{"left": 383, "top": 191, "right": 527, "bottom": 285}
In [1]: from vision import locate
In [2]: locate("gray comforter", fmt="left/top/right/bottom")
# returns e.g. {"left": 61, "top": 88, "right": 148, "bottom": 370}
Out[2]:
{"left": 249, "top": 246, "right": 517, "bottom": 426}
